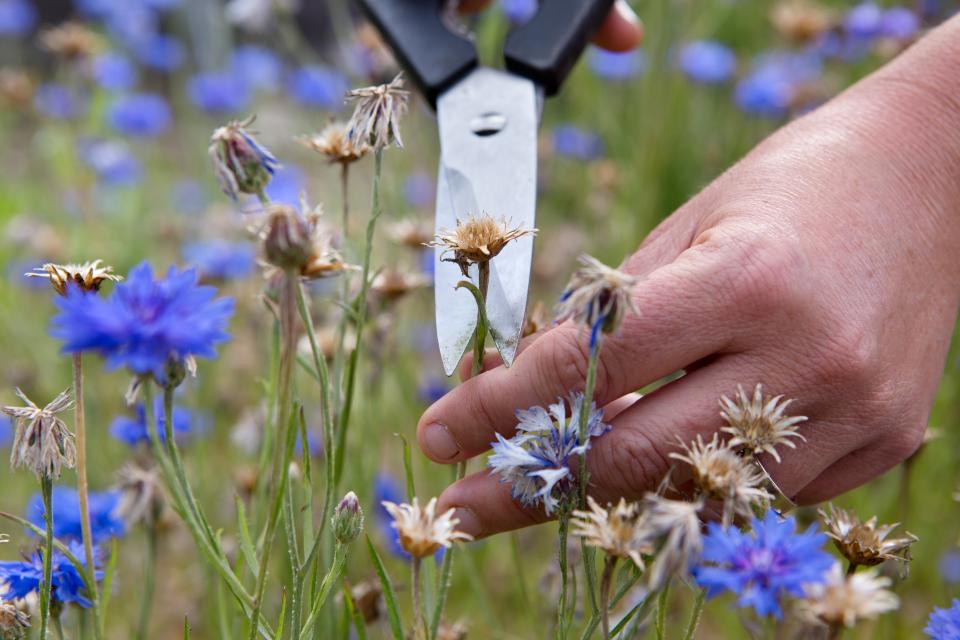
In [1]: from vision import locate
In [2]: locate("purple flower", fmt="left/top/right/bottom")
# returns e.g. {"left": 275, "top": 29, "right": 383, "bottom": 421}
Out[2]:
{"left": 500, "top": 0, "right": 537, "bottom": 24}
{"left": 286, "top": 65, "right": 349, "bottom": 110}
{"left": 110, "top": 396, "right": 192, "bottom": 447}
{"left": 589, "top": 48, "right": 647, "bottom": 81}
{"left": 881, "top": 7, "right": 920, "bottom": 39}
{"left": 678, "top": 40, "right": 737, "bottom": 85}
{"left": 694, "top": 511, "right": 833, "bottom": 618}
{"left": 27, "top": 486, "right": 126, "bottom": 543}
{"left": 231, "top": 44, "right": 283, "bottom": 92}
{"left": 80, "top": 138, "right": 143, "bottom": 187}
{"left": 734, "top": 51, "right": 821, "bottom": 118}
{"left": 51, "top": 261, "right": 235, "bottom": 383}
{"left": 34, "top": 83, "right": 83, "bottom": 120}
{"left": 940, "top": 550, "right": 960, "bottom": 585}
{"left": 403, "top": 172, "right": 435, "bottom": 208}
{"left": 91, "top": 52, "right": 138, "bottom": 92}
{"left": 550, "top": 124, "right": 603, "bottom": 161}
{"left": 926, "top": 599, "right": 960, "bottom": 639}
{"left": 107, "top": 93, "right": 172, "bottom": 137}
{"left": 0, "top": 542, "right": 101, "bottom": 607}
{"left": 182, "top": 240, "right": 255, "bottom": 281}
{"left": 0, "top": 0, "right": 37, "bottom": 36}
{"left": 134, "top": 34, "right": 185, "bottom": 72}
{"left": 844, "top": 2, "right": 884, "bottom": 39}
{"left": 188, "top": 71, "right": 251, "bottom": 115}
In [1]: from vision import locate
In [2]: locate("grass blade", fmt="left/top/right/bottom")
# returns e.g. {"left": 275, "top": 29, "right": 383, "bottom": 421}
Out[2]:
{"left": 365, "top": 536, "right": 404, "bottom": 640}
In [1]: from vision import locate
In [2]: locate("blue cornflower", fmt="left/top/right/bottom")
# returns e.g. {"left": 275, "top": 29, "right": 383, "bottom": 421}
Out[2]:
{"left": 589, "top": 48, "right": 646, "bottom": 81}
{"left": 403, "top": 172, "right": 434, "bottom": 208}
{"left": 27, "top": 486, "right": 126, "bottom": 543}
{"left": 417, "top": 377, "right": 449, "bottom": 405}
{"left": 500, "top": 0, "right": 537, "bottom": 24}
{"left": 678, "top": 40, "right": 737, "bottom": 85}
{"left": 34, "top": 83, "right": 83, "bottom": 120}
{"left": 0, "top": 0, "right": 37, "bottom": 36}
{"left": 0, "top": 541, "right": 101, "bottom": 607}
{"left": 90, "top": 52, "right": 138, "bottom": 91}
{"left": 694, "top": 511, "right": 834, "bottom": 619}
{"left": 295, "top": 428, "right": 323, "bottom": 458}
{"left": 50, "top": 261, "right": 235, "bottom": 384}
{"left": 881, "top": 7, "right": 920, "bottom": 39}
{"left": 134, "top": 34, "right": 185, "bottom": 72}
{"left": 734, "top": 51, "right": 821, "bottom": 118}
{"left": 926, "top": 599, "right": 960, "bottom": 639}
{"left": 0, "top": 414, "right": 11, "bottom": 447}
{"left": 844, "top": 2, "right": 884, "bottom": 40}
{"left": 182, "top": 241, "right": 255, "bottom": 282}
{"left": 80, "top": 138, "right": 143, "bottom": 187}
{"left": 286, "top": 65, "right": 349, "bottom": 110}
{"left": 263, "top": 164, "right": 306, "bottom": 208}
{"left": 488, "top": 393, "right": 610, "bottom": 515}
{"left": 106, "top": 93, "right": 172, "bottom": 137}
{"left": 940, "top": 551, "right": 960, "bottom": 585}
{"left": 109, "top": 396, "right": 192, "bottom": 447}
{"left": 550, "top": 124, "right": 604, "bottom": 161}
{"left": 374, "top": 472, "right": 409, "bottom": 559}
{"left": 188, "top": 71, "right": 251, "bottom": 115}
{"left": 231, "top": 44, "right": 284, "bottom": 92}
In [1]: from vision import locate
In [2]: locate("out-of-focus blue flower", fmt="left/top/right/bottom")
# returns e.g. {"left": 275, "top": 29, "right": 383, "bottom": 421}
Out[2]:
{"left": 589, "top": 48, "right": 647, "bottom": 81}
{"left": 231, "top": 44, "right": 283, "bottom": 92}
{"left": 0, "top": 542, "right": 101, "bottom": 607}
{"left": 107, "top": 93, "right": 172, "bottom": 137}
{"left": 0, "top": 414, "right": 11, "bottom": 448}
{"left": 489, "top": 393, "right": 610, "bottom": 515}
{"left": 34, "top": 83, "right": 83, "bottom": 120}
{"left": 182, "top": 240, "right": 255, "bottom": 282}
{"left": 188, "top": 71, "right": 251, "bottom": 115}
{"left": 171, "top": 180, "right": 207, "bottom": 215}
{"left": 550, "top": 124, "right": 604, "bottom": 161}
{"left": 694, "top": 511, "right": 833, "bottom": 618}
{"left": 734, "top": 51, "right": 821, "bottom": 118}
{"left": 500, "top": 0, "right": 537, "bottom": 23}
{"left": 925, "top": 599, "right": 960, "bottom": 639}
{"left": 403, "top": 172, "right": 434, "bottom": 208}
{"left": 881, "top": 7, "right": 920, "bottom": 39}
{"left": 295, "top": 428, "right": 323, "bottom": 458}
{"left": 417, "top": 377, "right": 449, "bottom": 405}
{"left": 940, "top": 551, "right": 960, "bottom": 585}
{"left": 134, "top": 34, "right": 185, "bottom": 72}
{"left": 51, "top": 262, "right": 235, "bottom": 383}
{"left": 80, "top": 138, "right": 143, "bottom": 187}
{"left": 286, "top": 65, "right": 348, "bottom": 110}
{"left": 0, "top": 0, "right": 37, "bottom": 36}
{"left": 678, "top": 40, "right": 737, "bottom": 85}
{"left": 263, "top": 164, "right": 305, "bottom": 208}
{"left": 844, "top": 2, "right": 884, "bottom": 39}
{"left": 109, "top": 397, "right": 192, "bottom": 447}
{"left": 813, "top": 30, "right": 870, "bottom": 61}
{"left": 8, "top": 260, "right": 50, "bottom": 290}
{"left": 91, "top": 52, "right": 138, "bottom": 92}
{"left": 27, "top": 487, "right": 126, "bottom": 543}
{"left": 143, "top": 0, "right": 182, "bottom": 10}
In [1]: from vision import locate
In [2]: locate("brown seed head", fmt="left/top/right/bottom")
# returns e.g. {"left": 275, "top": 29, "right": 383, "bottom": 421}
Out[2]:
{"left": 819, "top": 504, "right": 918, "bottom": 567}
{"left": 39, "top": 22, "right": 99, "bottom": 59}
{"left": 555, "top": 254, "right": 638, "bottom": 337}
{"left": 26, "top": 260, "right": 122, "bottom": 296}
{"left": 0, "top": 68, "right": 34, "bottom": 108}
{"left": 346, "top": 73, "right": 409, "bottom": 151}
{"left": 572, "top": 496, "right": 649, "bottom": 568}
{"left": 299, "top": 121, "right": 369, "bottom": 165}
{"left": 4, "top": 388, "right": 76, "bottom": 480}
{"left": 770, "top": 0, "right": 835, "bottom": 42}
{"left": 719, "top": 384, "right": 807, "bottom": 463}
{"left": 427, "top": 214, "right": 536, "bottom": 277}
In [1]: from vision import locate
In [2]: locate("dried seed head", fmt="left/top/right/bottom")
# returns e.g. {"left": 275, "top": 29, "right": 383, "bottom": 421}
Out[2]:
{"left": 770, "top": 0, "right": 835, "bottom": 43}
{"left": 332, "top": 491, "right": 364, "bottom": 545}
{"left": 298, "top": 121, "right": 369, "bottom": 165}
{"left": 669, "top": 433, "right": 772, "bottom": 524}
{"left": 436, "top": 621, "right": 469, "bottom": 640}
{"left": 819, "top": 504, "right": 918, "bottom": 568}
{"left": 0, "top": 599, "right": 29, "bottom": 636}
{"left": 209, "top": 116, "right": 280, "bottom": 200}
{"left": 638, "top": 494, "right": 704, "bottom": 592}
{"left": 381, "top": 497, "right": 472, "bottom": 558}
{"left": 347, "top": 580, "right": 382, "bottom": 624}
{"left": 387, "top": 218, "right": 433, "bottom": 249}
{"left": 345, "top": 73, "right": 409, "bottom": 151}
{"left": 799, "top": 562, "right": 899, "bottom": 628}
{"left": 0, "top": 69, "right": 34, "bottom": 108}
{"left": 369, "top": 267, "right": 428, "bottom": 302}
{"left": 26, "top": 260, "right": 122, "bottom": 296}
{"left": 4, "top": 388, "right": 76, "bottom": 480}
{"left": 555, "top": 255, "right": 638, "bottom": 343}
{"left": 572, "top": 497, "right": 650, "bottom": 568}
{"left": 39, "top": 22, "right": 99, "bottom": 59}
{"left": 114, "top": 463, "right": 165, "bottom": 527}
{"left": 427, "top": 214, "right": 536, "bottom": 277}
{"left": 719, "top": 384, "right": 807, "bottom": 463}
{"left": 262, "top": 204, "right": 315, "bottom": 270}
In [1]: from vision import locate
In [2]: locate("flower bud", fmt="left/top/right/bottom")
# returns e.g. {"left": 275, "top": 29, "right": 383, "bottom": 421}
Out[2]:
{"left": 332, "top": 491, "right": 364, "bottom": 544}
{"left": 263, "top": 204, "right": 314, "bottom": 271}
{"left": 208, "top": 117, "right": 279, "bottom": 200}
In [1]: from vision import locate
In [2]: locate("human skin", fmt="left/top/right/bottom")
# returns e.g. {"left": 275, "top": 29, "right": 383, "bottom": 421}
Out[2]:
{"left": 417, "top": 14, "right": 960, "bottom": 539}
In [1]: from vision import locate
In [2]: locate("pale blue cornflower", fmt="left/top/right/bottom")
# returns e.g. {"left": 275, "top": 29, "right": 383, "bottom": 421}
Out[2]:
{"left": 90, "top": 52, "right": 137, "bottom": 92}
{"left": 188, "top": 71, "right": 250, "bottom": 115}
{"left": 926, "top": 599, "right": 960, "bottom": 639}
{"left": 500, "top": 0, "right": 537, "bottom": 24}
{"left": 488, "top": 393, "right": 610, "bottom": 515}
{"left": 80, "top": 138, "right": 143, "bottom": 187}
{"left": 109, "top": 396, "right": 193, "bottom": 447}
{"left": 678, "top": 40, "right": 737, "bottom": 85}
{"left": 550, "top": 124, "right": 604, "bottom": 161}
{"left": 694, "top": 510, "right": 834, "bottom": 619}
{"left": 107, "top": 93, "right": 172, "bottom": 137}
{"left": 134, "top": 34, "right": 185, "bottom": 72}
{"left": 182, "top": 240, "right": 255, "bottom": 282}
{"left": 231, "top": 44, "right": 284, "bottom": 92}
{"left": 33, "top": 83, "right": 83, "bottom": 120}
{"left": 0, "top": 0, "right": 37, "bottom": 36}
{"left": 286, "top": 65, "right": 349, "bottom": 110}
{"left": 734, "top": 51, "right": 822, "bottom": 118}
{"left": 589, "top": 48, "right": 647, "bottom": 81}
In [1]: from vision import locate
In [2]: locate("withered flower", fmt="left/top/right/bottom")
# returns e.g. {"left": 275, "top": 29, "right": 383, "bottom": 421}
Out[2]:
{"left": 799, "top": 561, "right": 899, "bottom": 629}
{"left": 4, "top": 388, "right": 76, "bottom": 480}
{"left": 0, "top": 69, "right": 34, "bottom": 108}
{"left": 428, "top": 214, "right": 536, "bottom": 277}
{"left": 209, "top": 116, "right": 279, "bottom": 201}
{"left": 369, "top": 267, "right": 428, "bottom": 302}
{"left": 345, "top": 73, "right": 409, "bottom": 151}
{"left": 637, "top": 494, "right": 704, "bottom": 591}
{"left": 572, "top": 496, "right": 649, "bottom": 569}
{"left": 555, "top": 254, "right": 638, "bottom": 344}
{"left": 436, "top": 621, "right": 469, "bottom": 640}
{"left": 26, "top": 260, "right": 122, "bottom": 296}
{"left": 0, "top": 599, "right": 29, "bottom": 636}
{"left": 381, "top": 497, "right": 472, "bottom": 558}
{"left": 387, "top": 218, "right": 433, "bottom": 249}
{"left": 719, "top": 384, "right": 807, "bottom": 463}
{"left": 298, "top": 121, "right": 369, "bottom": 165}
{"left": 258, "top": 203, "right": 355, "bottom": 280}
{"left": 114, "top": 463, "right": 165, "bottom": 527}
{"left": 770, "top": 0, "right": 835, "bottom": 43}
{"left": 819, "top": 504, "right": 918, "bottom": 568}
{"left": 39, "top": 22, "right": 99, "bottom": 59}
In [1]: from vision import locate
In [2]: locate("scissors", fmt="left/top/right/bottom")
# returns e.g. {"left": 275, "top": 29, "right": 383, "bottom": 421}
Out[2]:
{"left": 358, "top": 0, "right": 616, "bottom": 375}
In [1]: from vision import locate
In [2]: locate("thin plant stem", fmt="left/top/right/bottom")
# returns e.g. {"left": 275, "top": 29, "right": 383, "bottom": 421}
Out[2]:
{"left": 599, "top": 555, "right": 617, "bottom": 640}
{"left": 578, "top": 342, "right": 602, "bottom": 617}
{"left": 412, "top": 557, "right": 426, "bottom": 640}
{"left": 556, "top": 513, "right": 570, "bottom": 640}
{"left": 682, "top": 589, "right": 707, "bottom": 640}
{"left": 72, "top": 353, "right": 99, "bottom": 616}
{"left": 340, "top": 163, "right": 350, "bottom": 236}
{"left": 471, "top": 261, "right": 490, "bottom": 379}
{"left": 137, "top": 521, "right": 159, "bottom": 639}
{"left": 298, "top": 543, "right": 347, "bottom": 640}
{"left": 846, "top": 561, "right": 859, "bottom": 576}
{"left": 52, "top": 613, "right": 65, "bottom": 640}
{"left": 40, "top": 474, "right": 54, "bottom": 640}
{"left": 655, "top": 579, "right": 671, "bottom": 640}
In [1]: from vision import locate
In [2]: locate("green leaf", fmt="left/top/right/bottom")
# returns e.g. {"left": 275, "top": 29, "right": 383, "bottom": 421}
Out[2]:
{"left": 99, "top": 539, "right": 119, "bottom": 628}
{"left": 183, "top": 616, "right": 190, "bottom": 639}
{"left": 394, "top": 433, "right": 416, "bottom": 501}
{"left": 235, "top": 495, "right": 261, "bottom": 577}
{"left": 365, "top": 536, "right": 404, "bottom": 640}
{"left": 342, "top": 583, "right": 368, "bottom": 640}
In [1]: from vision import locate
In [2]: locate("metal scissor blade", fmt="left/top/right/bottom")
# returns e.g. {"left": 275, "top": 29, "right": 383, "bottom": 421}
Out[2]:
{"left": 435, "top": 67, "right": 539, "bottom": 376}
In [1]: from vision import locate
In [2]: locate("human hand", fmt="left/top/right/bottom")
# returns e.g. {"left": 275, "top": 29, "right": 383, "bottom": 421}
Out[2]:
{"left": 416, "top": 17, "right": 960, "bottom": 539}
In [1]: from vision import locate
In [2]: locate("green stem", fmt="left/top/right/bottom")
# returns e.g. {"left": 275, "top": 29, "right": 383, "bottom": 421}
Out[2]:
{"left": 654, "top": 579, "right": 671, "bottom": 640}
{"left": 599, "top": 556, "right": 617, "bottom": 640}
{"left": 682, "top": 589, "right": 706, "bottom": 640}
{"left": 137, "top": 521, "right": 159, "bottom": 639}
{"left": 578, "top": 343, "right": 601, "bottom": 618}
{"left": 470, "top": 261, "right": 490, "bottom": 378}
{"left": 72, "top": 353, "right": 100, "bottom": 630}
{"left": 298, "top": 543, "right": 347, "bottom": 639}
{"left": 52, "top": 613, "right": 65, "bottom": 640}
{"left": 40, "top": 474, "right": 54, "bottom": 640}
{"left": 846, "top": 561, "right": 859, "bottom": 576}
{"left": 340, "top": 163, "right": 350, "bottom": 237}
{"left": 556, "top": 514, "right": 570, "bottom": 640}
{"left": 412, "top": 557, "right": 426, "bottom": 640}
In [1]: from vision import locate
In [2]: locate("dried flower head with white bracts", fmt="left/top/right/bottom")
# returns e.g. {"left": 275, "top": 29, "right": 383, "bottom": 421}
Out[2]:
{"left": 299, "top": 121, "right": 370, "bottom": 166}
{"left": 0, "top": 599, "right": 29, "bottom": 636}
{"left": 720, "top": 384, "right": 807, "bottom": 463}
{"left": 556, "top": 254, "right": 638, "bottom": 349}
{"left": 258, "top": 202, "right": 355, "bottom": 280}
{"left": 572, "top": 497, "right": 649, "bottom": 569}
{"left": 638, "top": 494, "right": 705, "bottom": 592}
{"left": 39, "top": 21, "right": 98, "bottom": 59}
{"left": 370, "top": 267, "right": 429, "bottom": 302}
{"left": 427, "top": 214, "right": 537, "bottom": 278}
{"left": 114, "top": 462, "right": 165, "bottom": 527}
{"left": 26, "top": 260, "right": 122, "bottom": 296}
{"left": 819, "top": 504, "right": 918, "bottom": 568}
{"left": 488, "top": 392, "right": 610, "bottom": 515}
{"left": 670, "top": 433, "right": 771, "bottom": 525}
{"left": 346, "top": 73, "right": 409, "bottom": 151}
{"left": 799, "top": 561, "right": 899, "bottom": 629}
{"left": 209, "top": 116, "right": 280, "bottom": 200}
{"left": 3, "top": 388, "right": 76, "bottom": 479}
{"left": 381, "top": 497, "right": 472, "bottom": 558}
{"left": 387, "top": 218, "right": 433, "bottom": 249}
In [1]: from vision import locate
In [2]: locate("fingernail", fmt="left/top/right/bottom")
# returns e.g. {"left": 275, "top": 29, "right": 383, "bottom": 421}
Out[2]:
{"left": 422, "top": 423, "right": 460, "bottom": 461}
{"left": 452, "top": 507, "right": 481, "bottom": 538}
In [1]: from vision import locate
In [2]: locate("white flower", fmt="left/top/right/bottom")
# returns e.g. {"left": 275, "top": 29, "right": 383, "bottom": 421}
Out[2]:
{"left": 799, "top": 561, "right": 899, "bottom": 628}
{"left": 381, "top": 497, "right": 472, "bottom": 558}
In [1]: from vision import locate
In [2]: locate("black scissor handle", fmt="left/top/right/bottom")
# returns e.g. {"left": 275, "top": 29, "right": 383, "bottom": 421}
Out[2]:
{"left": 357, "top": 0, "right": 478, "bottom": 106}
{"left": 505, "top": 0, "right": 617, "bottom": 96}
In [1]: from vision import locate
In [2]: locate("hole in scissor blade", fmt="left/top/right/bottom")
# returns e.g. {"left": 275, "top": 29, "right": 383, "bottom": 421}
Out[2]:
{"left": 470, "top": 111, "right": 506, "bottom": 137}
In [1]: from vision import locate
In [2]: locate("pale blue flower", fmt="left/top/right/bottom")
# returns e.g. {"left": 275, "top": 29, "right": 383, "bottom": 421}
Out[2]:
{"left": 0, "top": 0, "right": 37, "bottom": 36}
{"left": 678, "top": 40, "right": 737, "bottom": 85}
{"left": 34, "top": 83, "right": 83, "bottom": 120}
{"left": 107, "top": 93, "right": 172, "bottom": 137}
{"left": 287, "top": 65, "right": 349, "bottom": 110}
{"left": 926, "top": 599, "right": 960, "bottom": 639}
{"left": 589, "top": 48, "right": 646, "bottom": 81}
{"left": 500, "top": 0, "right": 537, "bottom": 23}
{"left": 231, "top": 44, "right": 283, "bottom": 92}
{"left": 80, "top": 138, "right": 143, "bottom": 187}
{"left": 188, "top": 71, "right": 250, "bottom": 114}
{"left": 91, "top": 52, "right": 138, "bottom": 92}
{"left": 134, "top": 34, "right": 185, "bottom": 72}
{"left": 550, "top": 124, "right": 603, "bottom": 160}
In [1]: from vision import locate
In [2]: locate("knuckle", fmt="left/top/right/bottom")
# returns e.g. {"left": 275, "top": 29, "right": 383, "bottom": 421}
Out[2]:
{"left": 809, "top": 323, "right": 878, "bottom": 390}
{"left": 590, "top": 429, "right": 669, "bottom": 499}
{"left": 536, "top": 329, "right": 590, "bottom": 401}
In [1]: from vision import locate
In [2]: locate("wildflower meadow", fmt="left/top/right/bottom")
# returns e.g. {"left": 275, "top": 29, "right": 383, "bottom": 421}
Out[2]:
{"left": 1, "top": 1, "right": 960, "bottom": 639}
